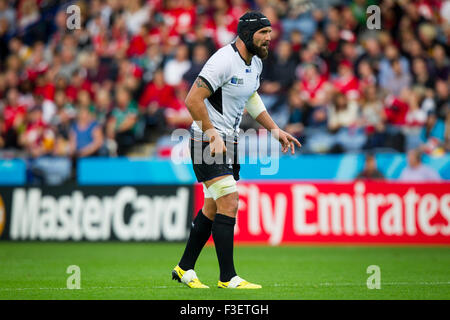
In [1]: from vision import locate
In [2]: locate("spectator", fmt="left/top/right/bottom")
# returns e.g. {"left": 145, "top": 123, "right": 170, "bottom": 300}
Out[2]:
{"left": 0, "top": 0, "right": 448, "bottom": 163}
{"left": 3, "top": 88, "right": 26, "bottom": 149}
{"left": 139, "top": 68, "right": 176, "bottom": 138}
{"left": 0, "top": 17, "right": 10, "bottom": 62}
{"left": 124, "top": 0, "right": 151, "bottom": 35}
{"left": 356, "top": 153, "right": 384, "bottom": 180}
{"left": 328, "top": 92, "right": 359, "bottom": 132}
{"left": 403, "top": 88, "right": 428, "bottom": 150}
{"left": 445, "top": 113, "right": 450, "bottom": 153}
{"left": 182, "top": 44, "right": 210, "bottom": 87}
{"left": 298, "top": 63, "right": 330, "bottom": 108}
{"left": 262, "top": 40, "right": 297, "bottom": 94}
{"left": 140, "top": 44, "right": 163, "bottom": 82}
{"left": 0, "top": 0, "right": 15, "bottom": 34}
{"left": 0, "top": 113, "right": 5, "bottom": 149}
{"left": 58, "top": 46, "right": 79, "bottom": 80}
{"left": 399, "top": 149, "right": 441, "bottom": 182}
{"left": 20, "top": 105, "right": 54, "bottom": 158}
{"left": 379, "top": 45, "right": 410, "bottom": 92}
{"left": 284, "top": 88, "right": 305, "bottom": 141}
{"left": 420, "top": 112, "right": 446, "bottom": 155}
{"left": 260, "top": 40, "right": 297, "bottom": 128}
{"left": 430, "top": 44, "right": 449, "bottom": 81}
{"left": 360, "top": 85, "right": 386, "bottom": 150}
{"left": 411, "top": 57, "right": 433, "bottom": 89}
{"left": 357, "top": 59, "right": 377, "bottom": 92}
{"left": 17, "top": 0, "right": 40, "bottom": 33}
{"left": 211, "top": 11, "right": 236, "bottom": 49}
{"left": 332, "top": 60, "right": 360, "bottom": 100}
{"left": 163, "top": 44, "right": 191, "bottom": 86}
{"left": 356, "top": 37, "right": 382, "bottom": 77}
{"left": 107, "top": 87, "right": 138, "bottom": 155}
{"left": 165, "top": 82, "right": 192, "bottom": 130}
{"left": 382, "top": 58, "right": 412, "bottom": 97}
{"left": 93, "top": 88, "right": 112, "bottom": 128}
{"left": 434, "top": 80, "right": 450, "bottom": 121}
{"left": 52, "top": 95, "right": 75, "bottom": 157}
{"left": 328, "top": 91, "right": 366, "bottom": 152}
{"left": 69, "top": 107, "right": 104, "bottom": 158}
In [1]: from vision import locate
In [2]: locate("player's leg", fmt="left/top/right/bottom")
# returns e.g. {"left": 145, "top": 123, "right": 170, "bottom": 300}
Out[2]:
{"left": 178, "top": 188, "right": 216, "bottom": 270}
{"left": 201, "top": 190, "right": 217, "bottom": 221}
{"left": 204, "top": 175, "right": 261, "bottom": 289}
{"left": 173, "top": 184, "right": 216, "bottom": 288}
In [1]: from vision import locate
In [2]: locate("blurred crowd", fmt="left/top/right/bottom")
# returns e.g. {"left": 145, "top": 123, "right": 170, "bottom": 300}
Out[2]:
{"left": 0, "top": 0, "right": 449, "bottom": 161}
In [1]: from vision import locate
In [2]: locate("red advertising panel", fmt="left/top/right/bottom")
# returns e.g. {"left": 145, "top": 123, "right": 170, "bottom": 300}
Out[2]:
{"left": 194, "top": 182, "right": 450, "bottom": 245}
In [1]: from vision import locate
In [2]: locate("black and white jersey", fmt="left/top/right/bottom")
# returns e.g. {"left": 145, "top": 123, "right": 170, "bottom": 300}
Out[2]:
{"left": 190, "top": 41, "right": 263, "bottom": 142}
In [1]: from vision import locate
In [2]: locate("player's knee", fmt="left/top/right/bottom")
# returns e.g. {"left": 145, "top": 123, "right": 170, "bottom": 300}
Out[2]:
{"left": 206, "top": 176, "right": 239, "bottom": 215}
{"left": 202, "top": 199, "right": 217, "bottom": 220}
{"left": 203, "top": 210, "right": 216, "bottom": 221}
{"left": 216, "top": 192, "right": 239, "bottom": 216}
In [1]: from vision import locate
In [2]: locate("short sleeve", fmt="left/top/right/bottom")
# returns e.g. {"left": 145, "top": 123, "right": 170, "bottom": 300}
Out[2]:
{"left": 198, "top": 50, "right": 231, "bottom": 93}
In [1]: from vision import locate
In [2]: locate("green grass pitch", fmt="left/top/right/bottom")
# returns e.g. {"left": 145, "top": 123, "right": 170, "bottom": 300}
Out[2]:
{"left": 0, "top": 242, "right": 449, "bottom": 299}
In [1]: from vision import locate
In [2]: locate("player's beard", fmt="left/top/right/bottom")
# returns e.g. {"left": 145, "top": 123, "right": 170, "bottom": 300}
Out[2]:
{"left": 253, "top": 40, "right": 269, "bottom": 60}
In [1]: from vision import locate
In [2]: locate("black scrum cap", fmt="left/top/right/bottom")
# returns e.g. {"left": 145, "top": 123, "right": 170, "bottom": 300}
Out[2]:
{"left": 237, "top": 11, "right": 271, "bottom": 55}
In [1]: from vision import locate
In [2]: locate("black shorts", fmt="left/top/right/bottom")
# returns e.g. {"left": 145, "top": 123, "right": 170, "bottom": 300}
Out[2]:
{"left": 190, "top": 138, "right": 240, "bottom": 183}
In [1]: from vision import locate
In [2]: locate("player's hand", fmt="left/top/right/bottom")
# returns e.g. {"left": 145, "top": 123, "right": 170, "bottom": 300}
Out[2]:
{"left": 209, "top": 134, "right": 227, "bottom": 156}
{"left": 276, "top": 129, "right": 302, "bottom": 155}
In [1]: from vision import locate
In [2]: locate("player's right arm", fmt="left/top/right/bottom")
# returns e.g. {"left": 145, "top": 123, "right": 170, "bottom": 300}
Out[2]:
{"left": 185, "top": 77, "right": 226, "bottom": 155}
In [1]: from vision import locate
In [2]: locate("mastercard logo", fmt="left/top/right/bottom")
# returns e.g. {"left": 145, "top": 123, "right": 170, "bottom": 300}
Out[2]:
{"left": 0, "top": 195, "right": 5, "bottom": 237}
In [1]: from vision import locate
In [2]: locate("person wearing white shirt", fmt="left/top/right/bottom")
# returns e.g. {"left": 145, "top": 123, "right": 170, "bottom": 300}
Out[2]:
{"left": 399, "top": 149, "right": 442, "bottom": 182}
{"left": 163, "top": 44, "right": 192, "bottom": 86}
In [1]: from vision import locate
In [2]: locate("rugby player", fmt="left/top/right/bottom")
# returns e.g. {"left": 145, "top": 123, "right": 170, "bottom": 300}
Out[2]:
{"left": 172, "top": 11, "right": 301, "bottom": 289}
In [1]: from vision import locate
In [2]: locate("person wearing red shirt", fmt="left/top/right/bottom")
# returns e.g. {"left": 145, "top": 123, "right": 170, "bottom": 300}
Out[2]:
{"left": 127, "top": 24, "right": 148, "bottom": 58}
{"left": 228, "top": 0, "right": 249, "bottom": 23}
{"left": 165, "top": 82, "right": 192, "bottom": 129}
{"left": 3, "top": 88, "right": 26, "bottom": 148}
{"left": 139, "top": 69, "right": 176, "bottom": 110}
{"left": 384, "top": 94, "right": 410, "bottom": 126}
{"left": 139, "top": 68, "right": 177, "bottom": 138}
{"left": 333, "top": 60, "right": 360, "bottom": 100}
{"left": 160, "top": 0, "right": 196, "bottom": 36}
{"left": 33, "top": 71, "right": 55, "bottom": 102}
{"left": 299, "top": 64, "right": 330, "bottom": 107}
{"left": 21, "top": 105, "right": 55, "bottom": 158}
{"left": 65, "top": 71, "right": 93, "bottom": 103}
{"left": 4, "top": 88, "right": 26, "bottom": 132}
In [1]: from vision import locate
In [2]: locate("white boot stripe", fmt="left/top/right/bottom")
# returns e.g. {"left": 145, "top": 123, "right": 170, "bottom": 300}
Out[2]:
{"left": 181, "top": 269, "right": 197, "bottom": 284}
{"left": 228, "top": 276, "right": 245, "bottom": 288}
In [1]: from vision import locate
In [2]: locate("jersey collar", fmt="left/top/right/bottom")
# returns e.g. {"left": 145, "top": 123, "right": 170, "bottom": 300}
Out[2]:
{"left": 231, "top": 42, "right": 252, "bottom": 66}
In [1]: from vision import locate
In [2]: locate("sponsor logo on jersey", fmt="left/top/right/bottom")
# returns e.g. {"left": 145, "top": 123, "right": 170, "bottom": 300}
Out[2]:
{"left": 230, "top": 76, "right": 244, "bottom": 85}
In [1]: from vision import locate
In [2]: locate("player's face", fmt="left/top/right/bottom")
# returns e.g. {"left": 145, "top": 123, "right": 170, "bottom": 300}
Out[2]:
{"left": 253, "top": 27, "right": 272, "bottom": 59}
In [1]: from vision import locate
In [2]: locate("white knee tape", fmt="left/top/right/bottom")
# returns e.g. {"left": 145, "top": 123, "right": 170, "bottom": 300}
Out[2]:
{"left": 207, "top": 175, "right": 237, "bottom": 200}
{"left": 202, "top": 183, "right": 212, "bottom": 198}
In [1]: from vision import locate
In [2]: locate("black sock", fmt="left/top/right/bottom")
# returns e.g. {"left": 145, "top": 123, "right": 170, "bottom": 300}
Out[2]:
{"left": 178, "top": 209, "right": 213, "bottom": 270}
{"left": 212, "top": 213, "right": 237, "bottom": 282}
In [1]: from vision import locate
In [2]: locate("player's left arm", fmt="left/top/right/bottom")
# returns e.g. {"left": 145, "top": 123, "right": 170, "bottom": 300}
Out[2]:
{"left": 245, "top": 91, "right": 301, "bottom": 155}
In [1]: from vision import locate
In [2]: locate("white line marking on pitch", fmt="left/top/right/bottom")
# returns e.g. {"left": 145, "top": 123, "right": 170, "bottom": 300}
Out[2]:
{"left": 1, "top": 282, "right": 449, "bottom": 291}
{"left": 0, "top": 286, "right": 172, "bottom": 291}
{"left": 273, "top": 281, "right": 450, "bottom": 287}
